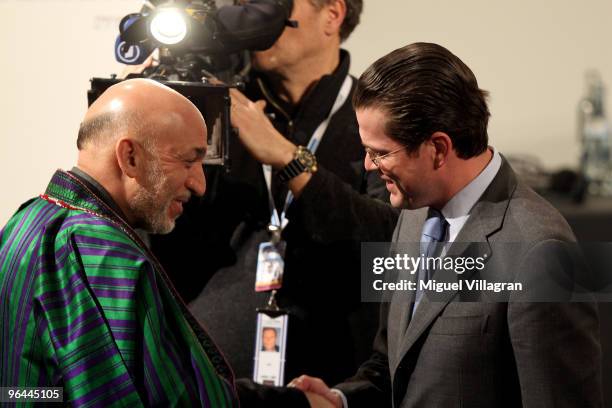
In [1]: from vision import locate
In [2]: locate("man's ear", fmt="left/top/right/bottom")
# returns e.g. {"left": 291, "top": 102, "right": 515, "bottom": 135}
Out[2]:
{"left": 430, "top": 132, "right": 452, "bottom": 169}
{"left": 323, "top": 0, "right": 346, "bottom": 37}
{"left": 115, "top": 138, "right": 139, "bottom": 178}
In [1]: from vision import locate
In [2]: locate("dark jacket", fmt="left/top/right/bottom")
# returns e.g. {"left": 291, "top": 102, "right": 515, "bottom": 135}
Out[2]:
{"left": 150, "top": 50, "right": 398, "bottom": 405}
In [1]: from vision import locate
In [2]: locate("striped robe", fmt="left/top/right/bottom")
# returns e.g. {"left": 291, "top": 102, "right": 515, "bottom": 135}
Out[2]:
{"left": 0, "top": 170, "right": 237, "bottom": 407}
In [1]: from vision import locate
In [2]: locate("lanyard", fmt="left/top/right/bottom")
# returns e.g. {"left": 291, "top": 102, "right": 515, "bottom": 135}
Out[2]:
{"left": 262, "top": 75, "right": 353, "bottom": 231}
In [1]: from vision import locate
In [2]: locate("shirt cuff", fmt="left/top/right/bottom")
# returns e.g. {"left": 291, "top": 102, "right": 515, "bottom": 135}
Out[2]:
{"left": 330, "top": 388, "right": 348, "bottom": 408}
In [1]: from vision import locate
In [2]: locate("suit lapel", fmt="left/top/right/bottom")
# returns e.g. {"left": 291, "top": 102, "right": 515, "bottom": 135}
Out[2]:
{"left": 387, "top": 208, "right": 427, "bottom": 378}
{"left": 391, "top": 158, "right": 518, "bottom": 389}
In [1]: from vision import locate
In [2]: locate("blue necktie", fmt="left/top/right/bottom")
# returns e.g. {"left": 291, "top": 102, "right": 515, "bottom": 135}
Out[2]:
{"left": 413, "top": 209, "right": 448, "bottom": 312}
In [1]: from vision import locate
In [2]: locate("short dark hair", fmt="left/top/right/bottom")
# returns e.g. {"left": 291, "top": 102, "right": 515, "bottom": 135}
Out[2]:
{"left": 353, "top": 42, "right": 490, "bottom": 159}
{"left": 77, "top": 112, "right": 115, "bottom": 150}
{"left": 77, "top": 111, "right": 144, "bottom": 150}
{"left": 310, "top": 0, "right": 362, "bottom": 41}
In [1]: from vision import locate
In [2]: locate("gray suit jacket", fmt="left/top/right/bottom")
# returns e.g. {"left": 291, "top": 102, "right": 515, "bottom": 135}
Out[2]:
{"left": 336, "top": 159, "right": 603, "bottom": 407}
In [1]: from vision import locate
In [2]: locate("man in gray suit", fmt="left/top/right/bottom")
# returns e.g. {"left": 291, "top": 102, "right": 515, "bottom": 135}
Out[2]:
{"left": 289, "top": 42, "right": 603, "bottom": 407}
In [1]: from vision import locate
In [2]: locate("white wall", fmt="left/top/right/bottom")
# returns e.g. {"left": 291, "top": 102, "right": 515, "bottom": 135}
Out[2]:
{"left": 345, "top": 0, "right": 612, "bottom": 170}
{"left": 1, "top": 0, "right": 611, "bottom": 224}
{"left": 0, "top": 0, "right": 142, "bottom": 224}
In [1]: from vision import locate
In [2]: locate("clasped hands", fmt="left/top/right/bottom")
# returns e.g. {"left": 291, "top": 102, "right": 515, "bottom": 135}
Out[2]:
{"left": 288, "top": 375, "right": 343, "bottom": 408}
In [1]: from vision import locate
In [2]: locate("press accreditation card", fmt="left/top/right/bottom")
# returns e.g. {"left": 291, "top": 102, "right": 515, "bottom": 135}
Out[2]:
{"left": 255, "top": 241, "right": 286, "bottom": 292}
{"left": 253, "top": 311, "right": 288, "bottom": 386}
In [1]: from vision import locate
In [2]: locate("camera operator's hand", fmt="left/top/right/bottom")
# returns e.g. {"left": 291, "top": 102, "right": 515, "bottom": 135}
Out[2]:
{"left": 229, "top": 88, "right": 314, "bottom": 197}
{"left": 289, "top": 376, "right": 343, "bottom": 408}
{"left": 229, "top": 88, "right": 296, "bottom": 169}
{"left": 118, "top": 50, "right": 159, "bottom": 79}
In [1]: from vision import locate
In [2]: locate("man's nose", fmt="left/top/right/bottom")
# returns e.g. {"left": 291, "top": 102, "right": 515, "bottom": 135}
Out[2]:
{"left": 364, "top": 153, "right": 378, "bottom": 171}
{"left": 187, "top": 164, "right": 206, "bottom": 197}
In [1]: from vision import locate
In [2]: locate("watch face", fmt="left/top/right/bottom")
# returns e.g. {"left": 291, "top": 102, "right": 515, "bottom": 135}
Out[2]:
{"left": 296, "top": 147, "right": 316, "bottom": 168}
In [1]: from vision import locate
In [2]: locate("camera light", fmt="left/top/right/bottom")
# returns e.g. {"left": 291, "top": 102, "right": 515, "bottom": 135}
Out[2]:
{"left": 150, "top": 8, "right": 188, "bottom": 45}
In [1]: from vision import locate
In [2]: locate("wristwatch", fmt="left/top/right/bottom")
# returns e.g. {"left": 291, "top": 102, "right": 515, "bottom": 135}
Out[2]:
{"left": 277, "top": 145, "right": 318, "bottom": 183}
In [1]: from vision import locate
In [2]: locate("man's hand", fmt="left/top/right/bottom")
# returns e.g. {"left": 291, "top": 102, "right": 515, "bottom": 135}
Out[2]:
{"left": 229, "top": 88, "right": 296, "bottom": 169}
{"left": 119, "top": 50, "right": 158, "bottom": 79}
{"left": 289, "top": 375, "right": 342, "bottom": 408}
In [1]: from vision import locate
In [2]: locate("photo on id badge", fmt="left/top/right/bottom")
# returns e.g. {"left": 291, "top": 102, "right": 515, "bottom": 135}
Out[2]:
{"left": 261, "top": 327, "right": 280, "bottom": 352}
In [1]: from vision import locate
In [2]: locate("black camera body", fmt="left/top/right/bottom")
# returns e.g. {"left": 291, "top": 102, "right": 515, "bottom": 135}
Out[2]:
{"left": 98, "top": 0, "right": 295, "bottom": 166}
{"left": 88, "top": 77, "right": 231, "bottom": 166}
{"left": 117, "top": 0, "right": 294, "bottom": 83}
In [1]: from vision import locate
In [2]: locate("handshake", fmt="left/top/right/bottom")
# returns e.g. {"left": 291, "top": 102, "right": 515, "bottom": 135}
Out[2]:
{"left": 288, "top": 375, "right": 343, "bottom": 408}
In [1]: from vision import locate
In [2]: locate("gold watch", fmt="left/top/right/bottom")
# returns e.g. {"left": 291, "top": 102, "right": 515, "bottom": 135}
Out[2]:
{"left": 277, "top": 146, "right": 318, "bottom": 183}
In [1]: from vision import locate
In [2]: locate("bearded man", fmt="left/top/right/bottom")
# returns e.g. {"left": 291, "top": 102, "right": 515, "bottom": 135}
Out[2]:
{"left": 0, "top": 79, "right": 238, "bottom": 407}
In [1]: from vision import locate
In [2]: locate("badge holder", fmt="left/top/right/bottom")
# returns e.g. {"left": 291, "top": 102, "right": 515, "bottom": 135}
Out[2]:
{"left": 253, "top": 286, "right": 289, "bottom": 386}
{"left": 255, "top": 225, "right": 286, "bottom": 292}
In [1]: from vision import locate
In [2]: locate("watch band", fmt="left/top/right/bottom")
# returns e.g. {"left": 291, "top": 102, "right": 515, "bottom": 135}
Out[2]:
{"left": 277, "top": 146, "right": 317, "bottom": 183}
{"left": 277, "top": 160, "right": 306, "bottom": 183}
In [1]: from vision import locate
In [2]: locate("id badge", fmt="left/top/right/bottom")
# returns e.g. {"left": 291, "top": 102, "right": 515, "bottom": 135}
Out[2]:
{"left": 255, "top": 241, "right": 286, "bottom": 292}
{"left": 253, "top": 310, "right": 288, "bottom": 386}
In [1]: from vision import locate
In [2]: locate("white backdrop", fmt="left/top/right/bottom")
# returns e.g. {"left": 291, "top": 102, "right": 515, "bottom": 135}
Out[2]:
{"left": 1, "top": 0, "right": 611, "bottom": 224}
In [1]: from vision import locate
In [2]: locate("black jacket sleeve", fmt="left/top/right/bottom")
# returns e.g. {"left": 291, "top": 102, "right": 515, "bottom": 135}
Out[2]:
{"left": 333, "top": 301, "right": 393, "bottom": 408}
{"left": 287, "top": 167, "right": 399, "bottom": 245}
{"left": 328, "top": 211, "right": 404, "bottom": 407}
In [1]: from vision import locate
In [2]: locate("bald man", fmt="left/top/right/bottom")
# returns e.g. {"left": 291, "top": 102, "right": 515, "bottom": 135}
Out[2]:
{"left": 0, "top": 79, "right": 237, "bottom": 406}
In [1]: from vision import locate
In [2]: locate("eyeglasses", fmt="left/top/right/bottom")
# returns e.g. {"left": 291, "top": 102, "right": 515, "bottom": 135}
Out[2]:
{"left": 365, "top": 145, "right": 409, "bottom": 167}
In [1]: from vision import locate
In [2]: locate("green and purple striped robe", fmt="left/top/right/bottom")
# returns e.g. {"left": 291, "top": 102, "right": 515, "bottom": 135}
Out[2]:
{"left": 0, "top": 170, "right": 237, "bottom": 407}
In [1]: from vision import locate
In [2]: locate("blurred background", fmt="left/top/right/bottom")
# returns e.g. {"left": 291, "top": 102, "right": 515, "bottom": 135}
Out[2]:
{"left": 1, "top": 0, "right": 611, "bottom": 223}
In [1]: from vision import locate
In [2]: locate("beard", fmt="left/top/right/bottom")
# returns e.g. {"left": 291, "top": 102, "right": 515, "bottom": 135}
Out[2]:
{"left": 129, "top": 158, "right": 176, "bottom": 235}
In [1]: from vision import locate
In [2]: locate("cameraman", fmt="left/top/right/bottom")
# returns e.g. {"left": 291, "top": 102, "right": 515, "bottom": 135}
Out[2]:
{"left": 150, "top": 0, "right": 398, "bottom": 404}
